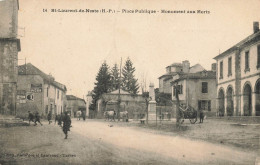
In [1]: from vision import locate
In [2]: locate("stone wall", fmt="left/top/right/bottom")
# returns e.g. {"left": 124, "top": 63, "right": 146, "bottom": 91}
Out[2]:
{"left": 0, "top": 0, "right": 19, "bottom": 38}
{"left": 0, "top": 40, "right": 19, "bottom": 115}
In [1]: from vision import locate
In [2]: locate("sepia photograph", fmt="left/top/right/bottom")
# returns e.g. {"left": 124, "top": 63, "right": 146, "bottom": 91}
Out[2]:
{"left": 0, "top": 0, "right": 260, "bottom": 164}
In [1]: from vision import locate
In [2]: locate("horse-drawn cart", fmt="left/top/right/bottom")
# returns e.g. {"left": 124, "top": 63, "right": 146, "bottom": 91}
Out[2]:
{"left": 179, "top": 105, "right": 198, "bottom": 124}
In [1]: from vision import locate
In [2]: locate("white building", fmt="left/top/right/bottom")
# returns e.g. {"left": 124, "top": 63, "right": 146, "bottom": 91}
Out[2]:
{"left": 214, "top": 22, "right": 260, "bottom": 116}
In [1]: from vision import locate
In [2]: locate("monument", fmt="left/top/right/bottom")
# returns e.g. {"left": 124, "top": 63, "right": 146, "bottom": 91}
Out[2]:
{"left": 148, "top": 83, "right": 157, "bottom": 120}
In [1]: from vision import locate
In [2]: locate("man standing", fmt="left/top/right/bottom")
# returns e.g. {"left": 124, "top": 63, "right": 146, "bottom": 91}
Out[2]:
{"left": 62, "top": 111, "right": 71, "bottom": 139}
{"left": 199, "top": 109, "right": 204, "bottom": 123}
{"left": 34, "top": 112, "right": 43, "bottom": 126}
{"left": 28, "top": 111, "right": 34, "bottom": 125}
{"left": 47, "top": 111, "right": 52, "bottom": 124}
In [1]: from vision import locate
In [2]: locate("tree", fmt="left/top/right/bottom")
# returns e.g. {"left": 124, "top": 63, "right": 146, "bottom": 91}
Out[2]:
{"left": 122, "top": 57, "right": 139, "bottom": 94}
{"left": 90, "top": 62, "right": 112, "bottom": 112}
{"left": 111, "top": 63, "right": 120, "bottom": 91}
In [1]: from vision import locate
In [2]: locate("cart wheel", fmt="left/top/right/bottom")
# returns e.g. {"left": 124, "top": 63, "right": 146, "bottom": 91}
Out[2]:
{"left": 189, "top": 117, "right": 197, "bottom": 124}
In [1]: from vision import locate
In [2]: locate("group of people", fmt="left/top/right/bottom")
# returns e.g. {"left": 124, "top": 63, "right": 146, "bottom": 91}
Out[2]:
{"left": 28, "top": 111, "right": 71, "bottom": 139}
{"left": 28, "top": 111, "right": 43, "bottom": 126}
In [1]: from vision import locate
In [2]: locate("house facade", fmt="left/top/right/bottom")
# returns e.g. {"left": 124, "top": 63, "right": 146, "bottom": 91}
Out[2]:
{"left": 159, "top": 60, "right": 205, "bottom": 94}
{"left": 66, "top": 95, "right": 86, "bottom": 118}
{"left": 97, "top": 89, "right": 146, "bottom": 119}
{"left": 16, "top": 63, "right": 67, "bottom": 118}
{"left": 171, "top": 68, "right": 217, "bottom": 116}
{"left": 214, "top": 22, "right": 260, "bottom": 116}
{"left": 0, "top": 0, "right": 20, "bottom": 115}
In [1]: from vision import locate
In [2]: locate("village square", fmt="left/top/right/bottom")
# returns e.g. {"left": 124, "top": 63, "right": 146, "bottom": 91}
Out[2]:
{"left": 0, "top": 0, "right": 260, "bottom": 164}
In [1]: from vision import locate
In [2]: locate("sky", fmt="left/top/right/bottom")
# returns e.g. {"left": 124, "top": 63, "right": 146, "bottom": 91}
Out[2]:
{"left": 17, "top": 0, "right": 260, "bottom": 98}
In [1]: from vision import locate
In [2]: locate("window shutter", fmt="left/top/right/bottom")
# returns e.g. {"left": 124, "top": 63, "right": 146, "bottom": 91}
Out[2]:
{"left": 208, "top": 100, "right": 211, "bottom": 111}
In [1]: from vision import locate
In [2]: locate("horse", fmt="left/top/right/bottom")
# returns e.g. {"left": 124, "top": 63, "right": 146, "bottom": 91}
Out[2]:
{"left": 119, "top": 111, "right": 128, "bottom": 122}
{"left": 104, "top": 111, "right": 116, "bottom": 121}
{"left": 76, "top": 111, "right": 82, "bottom": 120}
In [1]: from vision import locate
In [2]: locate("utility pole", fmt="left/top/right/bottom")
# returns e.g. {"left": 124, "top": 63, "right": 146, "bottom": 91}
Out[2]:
{"left": 117, "top": 57, "right": 122, "bottom": 121}
{"left": 175, "top": 84, "right": 181, "bottom": 126}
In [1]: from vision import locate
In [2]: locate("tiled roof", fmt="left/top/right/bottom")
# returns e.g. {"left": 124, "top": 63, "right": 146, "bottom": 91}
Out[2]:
{"left": 158, "top": 72, "right": 178, "bottom": 79}
{"left": 166, "top": 63, "right": 182, "bottom": 68}
{"left": 66, "top": 95, "right": 85, "bottom": 102}
{"left": 18, "top": 63, "right": 67, "bottom": 91}
{"left": 214, "top": 31, "right": 260, "bottom": 60}
{"left": 172, "top": 70, "right": 216, "bottom": 83}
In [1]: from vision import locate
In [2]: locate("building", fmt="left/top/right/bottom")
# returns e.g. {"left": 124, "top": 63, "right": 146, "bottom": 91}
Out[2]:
{"left": 214, "top": 22, "right": 260, "bottom": 116}
{"left": 159, "top": 61, "right": 205, "bottom": 94}
{"left": 0, "top": 0, "right": 20, "bottom": 115}
{"left": 16, "top": 63, "right": 67, "bottom": 118}
{"left": 97, "top": 89, "right": 146, "bottom": 119}
{"left": 171, "top": 66, "right": 217, "bottom": 116}
{"left": 66, "top": 95, "right": 86, "bottom": 118}
{"left": 85, "top": 91, "right": 93, "bottom": 118}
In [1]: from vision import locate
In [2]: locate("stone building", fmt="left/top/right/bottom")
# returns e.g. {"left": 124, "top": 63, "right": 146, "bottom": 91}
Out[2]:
{"left": 16, "top": 63, "right": 67, "bottom": 118}
{"left": 0, "top": 0, "right": 20, "bottom": 115}
{"left": 66, "top": 95, "right": 86, "bottom": 118}
{"left": 171, "top": 66, "right": 217, "bottom": 117}
{"left": 158, "top": 61, "right": 205, "bottom": 94}
{"left": 97, "top": 89, "right": 146, "bottom": 119}
{"left": 214, "top": 22, "right": 260, "bottom": 116}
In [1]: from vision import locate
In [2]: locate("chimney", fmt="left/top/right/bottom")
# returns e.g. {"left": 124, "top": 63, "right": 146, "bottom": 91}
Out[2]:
{"left": 253, "top": 22, "right": 259, "bottom": 33}
{"left": 182, "top": 60, "right": 190, "bottom": 73}
{"left": 211, "top": 63, "right": 216, "bottom": 71}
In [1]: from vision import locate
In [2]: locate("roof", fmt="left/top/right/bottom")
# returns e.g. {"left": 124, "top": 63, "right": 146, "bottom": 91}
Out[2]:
{"left": 172, "top": 70, "right": 216, "bottom": 83}
{"left": 66, "top": 95, "right": 86, "bottom": 103}
{"left": 214, "top": 30, "right": 260, "bottom": 60}
{"left": 189, "top": 64, "right": 205, "bottom": 73}
{"left": 18, "top": 63, "right": 67, "bottom": 91}
{"left": 166, "top": 63, "right": 182, "bottom": 68}
{"left": 159, "top": 63, "right": 205, "bottom": 79}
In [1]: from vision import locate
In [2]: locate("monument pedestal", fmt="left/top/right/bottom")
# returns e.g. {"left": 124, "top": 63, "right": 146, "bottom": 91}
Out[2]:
{"left": 148, "top": 101, "right": 157, "bottom": 121}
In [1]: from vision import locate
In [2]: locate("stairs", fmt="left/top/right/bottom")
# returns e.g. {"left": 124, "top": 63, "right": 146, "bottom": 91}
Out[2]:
{"left": 0, "top": 115, "right": 29, "bottom": 127}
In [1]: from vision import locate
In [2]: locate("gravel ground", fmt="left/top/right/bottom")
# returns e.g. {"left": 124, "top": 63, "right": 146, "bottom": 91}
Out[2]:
{"left": 131, "top": 118, "right": 260, "bottom": 153}
{"left": 0, "top": 118, "right": 259, "bottom": 165}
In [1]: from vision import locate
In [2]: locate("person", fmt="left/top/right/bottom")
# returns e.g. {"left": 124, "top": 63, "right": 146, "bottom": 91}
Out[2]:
{"left": 57, "top": 114, "right": 62, "bottom": 126}
{"left": 55, "top": 114, "right": 58, "bottom": 124}
{"left": 61, "top": 112, "right": 65, "bottom": 126}
{"left": 47, "top": 111, "right": 52, "bottom": 124}
{"left": 28, "top": 111, "right": 34, "bottom": 125}
{"left": 199, "top": 109, "right": 204, "bottom": 123}
{"left": 62, "top": 111, "right": 71, "bottom": 139}
{"left": 34, "top": 112, "right": 43, "bottom": 126}
{"left": 82, "top": 111, "right": 86, "bottom": 121}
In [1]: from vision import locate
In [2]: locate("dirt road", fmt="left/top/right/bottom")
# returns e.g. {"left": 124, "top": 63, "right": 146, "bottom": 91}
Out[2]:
{"left": 0, "top": 119, "right": 258, "bottom": 165}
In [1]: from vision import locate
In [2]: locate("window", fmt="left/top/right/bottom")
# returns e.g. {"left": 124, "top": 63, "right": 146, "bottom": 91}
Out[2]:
{"left": 57, "top": 90, "right": 59, "bottom": 99}
{"left": 173, "top": 84, "right": 183, "bottom": 96}
{"left": 198, "top": 100, "right": 211, "bottom": 111}
{"left": 245, "top": 51, "right": 250, "bottom": 72}
{"left": 228, "top": 57, "right": 232, "bottom": 76}
{"left": 220, "top": 61, "right": 223, "bottom": 79}
{"left": 202, "top": 82, "right": 208, "bottom": 93}
{"left": 47, "top": 87, "right": 49, "bottom": 97}
{"left": 257, "top": 45, "right": 260, "bottom": 68}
